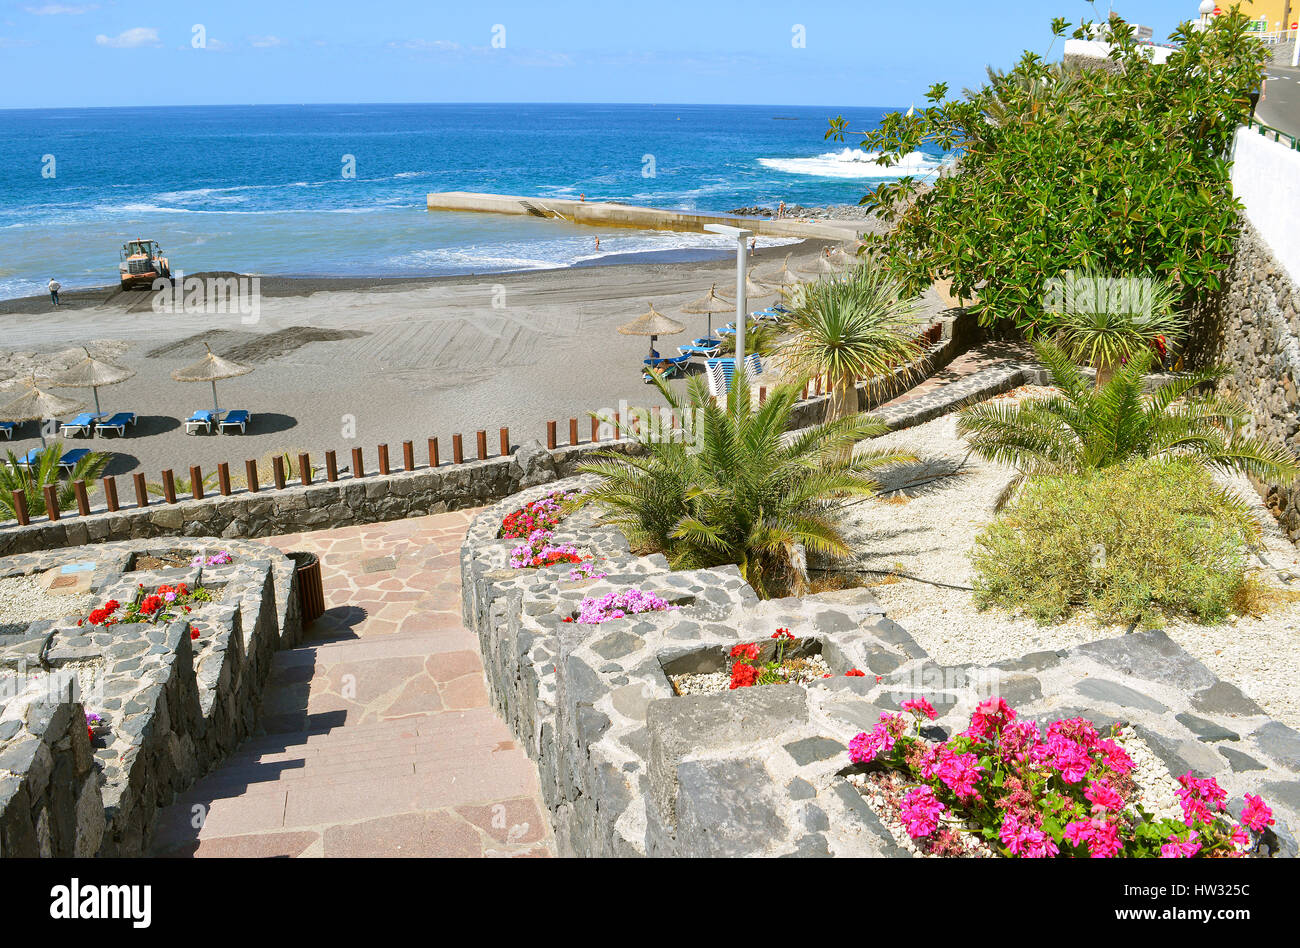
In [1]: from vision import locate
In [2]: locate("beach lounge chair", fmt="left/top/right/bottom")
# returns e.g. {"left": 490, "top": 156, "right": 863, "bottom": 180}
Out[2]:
{"left": 678, "top": 340, "right": 721, "bottom": 359}
{"left": 218, "top": 410, "right": 251, "bottom": 434}
{"left": 57, "top": 449, "right": 89, "bottom": 474}
{"left": 0, "top": 422, "right": 14, "bottom": 440}
{"left": 60, "top": 412, "right": 100, "bottom": 438}
{"left": 14, "top": 448, "right": 42, "bottom": 470}
{"left": 705, "top": 355, "right": 764, "bottom": 397}
{"left": 95, "top": 412, "right": 137, "bottom": 438}
{"left": 184, "top": 409, "right": 221, "bottom": 434}
{"left": 643, "top": 355, "right": 689, "bottom": 382}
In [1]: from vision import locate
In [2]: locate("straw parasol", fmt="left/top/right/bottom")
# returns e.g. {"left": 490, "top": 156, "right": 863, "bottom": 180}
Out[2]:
{"left": 50, "top": 347, "right": 135, "bottom": 415}
{"left": 618, "top": 303, "right": 686, "bottom": 358}
{"left": 680, "top": 283, "right": 734, "bottom": 341}
{"left": 718, "top": 270, "right": 777, "bottom": 305}
{"left": 798, "top": 252, "right": 845, "bottom": 276}
{"left": 760, "top": 253, "right": 803, "bottom": 297}
{"left": 171, "top": 342, "right": 253, "bottom": 413}
{"left": 0, "top": 376, "right": 86, "bottom": 447}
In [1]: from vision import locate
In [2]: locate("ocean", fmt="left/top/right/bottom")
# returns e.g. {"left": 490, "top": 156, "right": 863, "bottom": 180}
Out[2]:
{"left": 0, "top": 102, "right": 944, "bottom": 300}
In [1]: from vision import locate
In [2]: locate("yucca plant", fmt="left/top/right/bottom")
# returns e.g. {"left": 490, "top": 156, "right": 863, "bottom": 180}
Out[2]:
{"left": 1043, "top": 271, "right": 1187, "bottom": 387}
{"left": 779, "top": 258, "right": 925, "bottom": 428}
{"left": 0, "top": 443, "right": 110, "bottom": 520}
{"left": 957, "top": 341, "right": 1300, "bottom": 507}
{"left": 576, "top": 370, "right": 914, "bottom": 598}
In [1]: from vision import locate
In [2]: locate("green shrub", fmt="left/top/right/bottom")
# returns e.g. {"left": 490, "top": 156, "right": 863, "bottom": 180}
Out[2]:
{"left": 971, "top": 459, "right": 1260, "bottom": 626}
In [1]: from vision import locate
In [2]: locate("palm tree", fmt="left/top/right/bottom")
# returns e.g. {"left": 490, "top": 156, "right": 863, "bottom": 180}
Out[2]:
{"left": 957, "top": 341, "right": 1300, "bottom": 507}
{"left": 1044, "top": 271, "right": 1186, "bottom": 388}
{"left": 576, "top": 371, "right": 914, "bottom": 599}
{"left": 779, "top": 259, "right": 925, "bottom": 427}
{"left": 0, "top": 443, "right": 110, "bottom": 520}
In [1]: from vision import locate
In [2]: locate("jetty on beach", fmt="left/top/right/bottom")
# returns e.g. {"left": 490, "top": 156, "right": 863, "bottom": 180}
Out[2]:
{"left": 425, "top": 191, "right": 863, "bottom": 241}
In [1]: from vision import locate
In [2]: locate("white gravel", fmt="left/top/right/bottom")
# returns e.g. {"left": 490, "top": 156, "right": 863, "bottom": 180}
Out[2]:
{"left": 838, "top": 391, "right": 1300, "bottom": 730}
{"left": 0, "top": 573, "right": 95, "bottom": 636}
{"left": 671, "top": 655, "right": 832, "bottom": 695}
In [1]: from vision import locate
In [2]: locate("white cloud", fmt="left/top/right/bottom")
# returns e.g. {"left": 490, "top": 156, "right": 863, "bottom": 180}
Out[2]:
{"left": 388, "top": 39, "right": 459, "bottom": 51}
{"left": 95, "top": 27, "right": 161, "bottom": 48}
{"left": 25, "top": 3, "right": 98, "bottom": 14}
{"left": 248, "top": 35, "right": 282, "bottom": 48}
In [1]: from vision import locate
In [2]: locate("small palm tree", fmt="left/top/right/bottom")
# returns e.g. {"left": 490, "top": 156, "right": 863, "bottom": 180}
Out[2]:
{"left": 1044, "top": 271, "right": 1186, "bottom": 388}
{"left": 957, "top": 341, "right": 1300, "bottom": 507}
{"left": 576, "top": 371, "right": 914, "bottom": 598}
{"left": 0, "top": 443, "right": 110, "bottom": 520}
{"left": 779, "top": 259, "right": 925, "bottom": 426}
{"left": 718, "top": 321, "right": 781, "bottom": 357}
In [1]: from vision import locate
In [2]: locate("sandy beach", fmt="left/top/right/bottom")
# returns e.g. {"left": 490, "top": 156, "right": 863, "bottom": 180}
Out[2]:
{"left": 0, "top": 241, "right": 941, "bottom": 490}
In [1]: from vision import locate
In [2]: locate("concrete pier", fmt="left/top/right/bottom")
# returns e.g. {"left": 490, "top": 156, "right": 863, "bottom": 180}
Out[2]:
{"left": 425, "top": 191, "right": 862, "bottom": 241}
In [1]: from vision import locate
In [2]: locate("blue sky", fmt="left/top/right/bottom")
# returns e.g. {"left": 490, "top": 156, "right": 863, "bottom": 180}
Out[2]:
{"left": 0, "top": 1, "right": 1224, "bottom": 109}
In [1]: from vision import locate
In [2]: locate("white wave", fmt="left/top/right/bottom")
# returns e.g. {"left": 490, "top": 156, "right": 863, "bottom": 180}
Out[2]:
{"left": 758, "top": 148, "right": 945, "bottom": 179}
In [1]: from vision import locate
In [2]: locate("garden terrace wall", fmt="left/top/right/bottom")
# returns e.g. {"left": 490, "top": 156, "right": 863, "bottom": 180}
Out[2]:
{"left": 0, "top": 537, "right": 300, "bottom": 856}
{"left": 462, "top": 479, "right": 1300, "bottom": 857}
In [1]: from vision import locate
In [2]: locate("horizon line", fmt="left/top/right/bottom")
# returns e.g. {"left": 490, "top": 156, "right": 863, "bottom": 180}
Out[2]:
{"left": 0, "top": 100, "right": 902, "bottom": 113}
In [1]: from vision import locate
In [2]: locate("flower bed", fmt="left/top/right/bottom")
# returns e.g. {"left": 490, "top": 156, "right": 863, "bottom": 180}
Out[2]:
{"left": 845, "top": 697, "right": 1278, "bottom": 858}
{"left": 128, "top": 548, "right": 236, "bottom": 571}
{"left": 77, "top": 582, "right": 215, "bottom": 628}
{"left": 509, "top": 529, "right": 586, "bottom": 569}
{"left": 563, "top": 588, "right": 678, "bottom": 625}
{"left": 499, "top": 491, "right": 579, "bottom": 540}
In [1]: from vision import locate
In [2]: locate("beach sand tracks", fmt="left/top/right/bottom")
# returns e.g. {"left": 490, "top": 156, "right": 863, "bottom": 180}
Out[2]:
{"left": 145, "top": 327, "right": 370, "bottom": 365}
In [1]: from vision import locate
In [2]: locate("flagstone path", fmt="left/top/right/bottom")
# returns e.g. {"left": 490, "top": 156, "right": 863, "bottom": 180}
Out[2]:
{"left": 149, "top": 510, "right": 555, "bottom": 858}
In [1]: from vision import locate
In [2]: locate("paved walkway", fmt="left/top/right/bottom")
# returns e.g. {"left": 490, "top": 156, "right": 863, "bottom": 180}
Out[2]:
{"left": 150, "top": 510, "right": 555, "bottom": 858}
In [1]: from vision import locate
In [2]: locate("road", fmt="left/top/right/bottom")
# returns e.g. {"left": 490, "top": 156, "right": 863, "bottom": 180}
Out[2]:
{"left": 1261, "top": 63, "right": 1300, "bottom": 140}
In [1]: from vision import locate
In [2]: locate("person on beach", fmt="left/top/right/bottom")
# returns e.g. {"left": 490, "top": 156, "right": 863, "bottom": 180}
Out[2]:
{"left": 595, "top": 236, "right": 601, "bottom": 252}
{"left": 777, "top": 201, "right": 785, "bottom": 220}
{"left": 750, "top": 237, "right": 757, "bottom": 253}
{"left": 48, "top": 277, "right": 61, "bottom": 306}
{"left": 579, "top": 193, "right": 585, "bottom": 202}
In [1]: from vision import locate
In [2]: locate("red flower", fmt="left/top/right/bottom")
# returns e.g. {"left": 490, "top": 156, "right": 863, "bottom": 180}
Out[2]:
{"left": 87, "top": 608, "right": 110, "bottom": 625}
{"left": 190, "top": 628, "right": 200, "bottom": 640}
{"left": 139, "top": 595, "right": 163, "bottom": 615}
{"left": 104, "top": 599, "right": 121, "bottom": 612}
{"left": 845, "top": 669, "right": 866, "bottom": 677}
{"left": 729, "top": 663, "right": 760, "bottom": 689}
{"left": 729, "top": 642, "right": 761, "bottom": 660}
{"left": 562, "top": 616, "right": 574, "bottom": 623}
{"left": 87, "top": 726, "right": 94, "bottom": 742}
{"left": 772, "top": 628, "right": 794, "bottom": 640}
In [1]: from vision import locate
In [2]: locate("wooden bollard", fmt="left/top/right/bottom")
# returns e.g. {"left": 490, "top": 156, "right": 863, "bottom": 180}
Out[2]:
{"left": 759, "top": 386, "right": 766, "bottom": 404}
{"left": 190, "top": 465, "right": 204, "bottom": 500}
{"left": 11, "top": 489, "right": 29, "bottom": 526}
{"left": 325, "top": 450, "right": 338, "bottom": 482}
{"left": 452, "top": 434, "right": 464, "bottom": 464}
{"left": 570, "top": 418, "right": 579, "bottom": 446}
{"left": 476, "top": 430, "right": 487, "bottom": 460}
{"left": 378, "top": 444, "right": 390, "bottom": 475}
{"left": 802, "top": 384, "right": 809, "bottom": 400}
{"left": 500, "top": 428, "right": 510, "bottom": 456}
{"left": 298, "top": 453, "right": 311, "bottom": 488}
{"left": 272, "top": 456, "right": 286, "bottom": 490}
{"left": 403, "top": 440, "right": 414, "bottom": 471}
{"left": 217, "top": 463, "right": 231, "bottom": 496}
{"left": 43, "top": 485, "right": 59, "bottom": 521}
{"left": 103, "top": 476, "right": 119, "bottom": 513}
{"left": 161, "top": 470, "right": 177, "bottom": 504}
{"left": 133, "top": 472, "right": 148, "bottom": 508}
{"left": 614, "top": 412, "right": 621, "bottom": 439}
{"left": 546, "top": 421, "right": 557, "bottom": 450}
{"left": 73, "top": 480, "right": 91, "bottom": 517}
{"left": 245, "top": 459, "right": 260, "bottom": 493}
{"left": 428, "top": 438, "right": 439, "bottom": 468}
{"left": 591, "top": 416, "right": 600, "bottom": 443}
{"left": 351, "top": 447, "right": 365, "bottom": 478}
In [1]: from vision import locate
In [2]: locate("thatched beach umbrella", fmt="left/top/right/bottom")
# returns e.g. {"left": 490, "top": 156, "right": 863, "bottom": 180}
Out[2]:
{"left": 719, "top": 270, "right": 776, "bottom": 305}
{"left": 681, "top": 284, "right": 734, "bottom": 341}
{"left": 618, "top": 303, "right": 686, "bottom": 358}
{"left": 0, "top": 377, "right": 85, "bottom": 447}
{"left": 50, "top": 347, "right": 135, "bottom": 415}
{"left": 798, "top": 252, "right": 845, "bottom": 277}
{"left": 761, "top": 253, "right": 803, "bottom": 297}
{"left": 171, "top": 342, "right": 252, "bottom": 413}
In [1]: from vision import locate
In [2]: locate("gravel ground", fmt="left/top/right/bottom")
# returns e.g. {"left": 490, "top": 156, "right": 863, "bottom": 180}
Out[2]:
{"left": 671, "top": 655, "right": 832, "bottom": 695}
{"left": 0, "top": 574, "right": 95, "bottom": 636}
{"left": 838, "top": 389, "right": 1300, "bottom": 730}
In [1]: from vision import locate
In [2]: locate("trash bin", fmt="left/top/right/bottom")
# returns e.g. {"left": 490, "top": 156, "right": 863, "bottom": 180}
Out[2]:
{"left": 288, "top": 551, "right": 325, "bottom": 623}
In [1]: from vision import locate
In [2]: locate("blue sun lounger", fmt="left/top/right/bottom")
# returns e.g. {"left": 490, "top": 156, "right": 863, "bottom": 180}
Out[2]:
{"left": 679, "top": 340, "right": 722, "bottom": 358}
{"left": 218, "top": 410, "right": 251, "bottom": 434}
{"left": 15, "top": 448, "right": 42, "bottom": 470}
{"left": 185, "top": 409, "right": 221, "bottom": 434}
{"left": 95, "top": 412, "right": 137, "bottom": 438}
{"left": 57, "top": 449, "right": 89, "bottom": 474}
{"left": 60, "top": 412, "right": 101, "bottom": 438}
{"left": 705, "top": 355, "right": 764, "bottom": 396}
{"left": 0, "top": 422, "right": 14, "bottom": 440}
{"left": 643, "top": 355, "right": 690, "bottom": 381}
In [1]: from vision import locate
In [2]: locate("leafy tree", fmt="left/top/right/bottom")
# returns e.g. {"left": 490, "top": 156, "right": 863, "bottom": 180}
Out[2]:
{"left": 576, "top": 372, "right": 913, "bottom": 598}
{"left": 827, "top": 7, "right": 1269, "bottom": 334}
{"left": 956, "top": 341, "right": 1300, "bottom": 507}
{"left": 779, "top": 258, "right": 925, "bottom": 426}
{"left": 0, "top": 444, "right": 110, "bottom": 520}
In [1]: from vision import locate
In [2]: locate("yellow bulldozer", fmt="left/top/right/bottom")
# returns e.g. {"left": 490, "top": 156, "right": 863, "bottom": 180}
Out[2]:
{"left": 118, "top": 238, "right": 171, "bottom": 290}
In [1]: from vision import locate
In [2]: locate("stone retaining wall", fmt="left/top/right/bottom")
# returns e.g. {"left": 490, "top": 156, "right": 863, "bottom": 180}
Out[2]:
{"left": 0, "top": 537, "right": 300, "bottom": 857}
{"left": 462, "top": 479, "right": 1300, "bottom": 857}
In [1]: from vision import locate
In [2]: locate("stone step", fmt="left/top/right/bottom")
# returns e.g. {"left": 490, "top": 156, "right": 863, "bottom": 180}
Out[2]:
{"left": 232, "top": 707, "right": 508, "bottom": 757}
{"left": 224, "top": 716, "right": 513, "bottom": 767}
{"left": 272, "top": 628, "right": 473, "bottom": 668}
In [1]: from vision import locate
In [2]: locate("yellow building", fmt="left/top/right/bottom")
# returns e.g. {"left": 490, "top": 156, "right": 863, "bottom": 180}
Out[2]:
{"left": 1229, "top": 1, "right": 1295, "bottom": 32}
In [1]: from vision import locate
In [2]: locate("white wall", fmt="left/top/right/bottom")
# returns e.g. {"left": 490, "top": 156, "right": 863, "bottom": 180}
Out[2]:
{"left": 1232, "top": 126, "right": 1300, "bottom": 288}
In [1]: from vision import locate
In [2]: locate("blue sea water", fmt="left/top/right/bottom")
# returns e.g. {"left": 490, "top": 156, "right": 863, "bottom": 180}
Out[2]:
{"left": 0, "top": 103, "right": 943, "bottom": 299}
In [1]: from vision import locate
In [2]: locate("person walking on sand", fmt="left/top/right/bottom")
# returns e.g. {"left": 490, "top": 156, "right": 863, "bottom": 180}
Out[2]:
{"left": 594, "top": 236, "right": 601, "bottom": 252}
{"left": 48, "top": 277, "right": 61, "bottom": 306}
{"left": 777, "top": 201, "right": 785, "bottom": 220}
